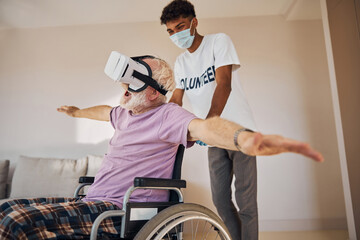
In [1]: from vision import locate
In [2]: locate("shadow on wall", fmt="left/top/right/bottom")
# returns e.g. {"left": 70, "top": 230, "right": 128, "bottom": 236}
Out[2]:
{"left": 289, "top": 20, "right": 346, "bottom": 224}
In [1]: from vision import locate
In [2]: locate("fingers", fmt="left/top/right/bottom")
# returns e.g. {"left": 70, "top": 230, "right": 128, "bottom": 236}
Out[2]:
{"left": 306, "top": 150, "right": 324, "bottom": 162}
{"left": 256, "top": 135, "right": 324, "bottom": 162}
{"left": 56, "top": 106, "right": 78, "bottom": 117}
{"left": 296, "top": 143, "right": 324, "bottom": 162}
{"left": 195, "top": 140, "right": 207, "bottom": 146}
{"left": 281, "top": 138, "right": 324, "bottom": 162}
{"left": 57, "top": 105, "right": 69, "bottom": 112}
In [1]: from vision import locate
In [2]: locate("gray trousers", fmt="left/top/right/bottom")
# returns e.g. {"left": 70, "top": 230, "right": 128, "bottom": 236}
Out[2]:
{"left": 208, "top": 147, "right": 258, "bottom": 240}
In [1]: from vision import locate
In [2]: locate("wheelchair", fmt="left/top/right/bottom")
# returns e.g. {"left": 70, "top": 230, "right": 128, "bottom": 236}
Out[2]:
{"left": 74, "top": 145, "right": 231, "bottom": 240}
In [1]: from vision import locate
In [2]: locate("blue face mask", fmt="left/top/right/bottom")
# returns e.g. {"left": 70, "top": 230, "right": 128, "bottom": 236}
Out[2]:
{"left": 170, "top": 20, "right": 195, "bottom": 49}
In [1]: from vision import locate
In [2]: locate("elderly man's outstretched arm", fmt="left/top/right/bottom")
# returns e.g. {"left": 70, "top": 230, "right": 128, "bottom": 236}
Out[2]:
{"left": 57, "top": 105, "right": 112, "bottom": 121}
{"left": 187, "top": 117, "right": 324, "bottom": 162}
{"left": 57, "top": 105, "right": 323, "bottom": 162}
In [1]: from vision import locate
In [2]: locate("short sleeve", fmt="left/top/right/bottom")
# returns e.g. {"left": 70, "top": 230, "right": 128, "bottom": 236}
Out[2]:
{"left": 158, "top": 104, "right": 197, "bottom": 147}
{"left": 174, "top": 59, "right": 184, "bottom": 90}
{"left": 109, "top": 106, "right": 121, "bottom": 129}
{"left": 213, "top": 33, "right": 241, "bottom": 70}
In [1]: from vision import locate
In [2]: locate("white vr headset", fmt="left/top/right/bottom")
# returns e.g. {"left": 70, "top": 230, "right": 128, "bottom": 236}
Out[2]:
{"left": 104, "top": 51, "right": 167, "bottom": 95}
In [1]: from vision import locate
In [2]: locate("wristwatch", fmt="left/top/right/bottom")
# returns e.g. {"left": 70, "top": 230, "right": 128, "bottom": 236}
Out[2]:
{"left": 234, "top": 128, "right": 254, "bottom": 151}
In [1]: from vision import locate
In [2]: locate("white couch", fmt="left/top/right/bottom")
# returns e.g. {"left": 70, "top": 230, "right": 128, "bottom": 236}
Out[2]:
{"left": 0, "top": 155, "right": 103, "bottom": 205}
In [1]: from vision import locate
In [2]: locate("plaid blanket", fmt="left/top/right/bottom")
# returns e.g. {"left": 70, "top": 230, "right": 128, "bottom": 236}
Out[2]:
{"left": 0, "top": 197, "right": 121, "bottom": 239}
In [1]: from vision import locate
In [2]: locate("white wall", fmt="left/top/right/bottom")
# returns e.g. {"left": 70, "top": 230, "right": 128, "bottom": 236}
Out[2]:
{"left": 0, "top": 15, "right": 346, "bottom": 231}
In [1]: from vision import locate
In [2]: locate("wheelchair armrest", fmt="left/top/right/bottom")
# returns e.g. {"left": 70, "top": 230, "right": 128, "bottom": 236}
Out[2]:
{"left": 134, "top": 177, "right": 186, "bottom": 189}
{"left": 79, "top": 176, "right": 95, "bottom": 184}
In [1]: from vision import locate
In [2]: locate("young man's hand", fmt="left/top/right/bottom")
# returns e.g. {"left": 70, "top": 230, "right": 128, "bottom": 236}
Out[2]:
{"left": 195, "top": 140, "right": 207, "bottom": 146}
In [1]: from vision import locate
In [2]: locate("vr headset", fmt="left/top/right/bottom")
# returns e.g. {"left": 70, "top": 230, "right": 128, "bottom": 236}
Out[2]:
{"left": 104, "top": 51, "right": 167, "bottom": 95}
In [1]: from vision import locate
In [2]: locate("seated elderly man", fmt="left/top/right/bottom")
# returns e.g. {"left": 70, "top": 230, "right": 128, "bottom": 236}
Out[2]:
{"left": 0, "top": 54, "right": 323, "bottom": 239}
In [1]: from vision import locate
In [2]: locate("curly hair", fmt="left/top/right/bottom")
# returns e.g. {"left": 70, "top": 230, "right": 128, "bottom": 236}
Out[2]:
{"left": 160, "top": 0, "right": 196, "bottom": 25}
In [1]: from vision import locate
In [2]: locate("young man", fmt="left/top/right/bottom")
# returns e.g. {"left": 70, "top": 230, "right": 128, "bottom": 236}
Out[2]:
{"left": 161, "top": 0, "right": 258, "bottom": 239}
{"left": 0, "top": 56, "right": 323, "bottom": 239}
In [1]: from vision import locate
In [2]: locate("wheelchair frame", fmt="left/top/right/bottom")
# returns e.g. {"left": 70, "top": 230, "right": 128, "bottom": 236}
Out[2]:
{"left": 74, "top": 145, "right": 231, "bottom": 240}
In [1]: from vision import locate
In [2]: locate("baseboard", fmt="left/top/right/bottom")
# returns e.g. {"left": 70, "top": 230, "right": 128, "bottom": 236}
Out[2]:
{"left": 259, "top": 218, "right": 347, "bottom": 231}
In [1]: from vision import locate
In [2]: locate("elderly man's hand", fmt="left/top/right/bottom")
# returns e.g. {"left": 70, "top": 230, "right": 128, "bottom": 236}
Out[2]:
{"left": 57, "top": 105, "right": 80, "bottom": 117}
{"left": 239, "top": 132, "right": 324, "bottom": 162}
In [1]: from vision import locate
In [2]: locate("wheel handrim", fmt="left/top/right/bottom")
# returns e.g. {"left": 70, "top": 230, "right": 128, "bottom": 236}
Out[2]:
{"left": 150, "top": 213, "right": 231, "bottom": 240}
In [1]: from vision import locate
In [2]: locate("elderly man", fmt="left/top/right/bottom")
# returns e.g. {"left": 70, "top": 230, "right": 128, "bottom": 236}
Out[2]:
{"left": 0, "top": 56, "right": 323, "bottom": 239}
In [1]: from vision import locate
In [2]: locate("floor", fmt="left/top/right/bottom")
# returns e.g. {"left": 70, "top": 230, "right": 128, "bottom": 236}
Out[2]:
{"left": 259, "top": 230, "right": 349, "bottom": 240}
{"left": 184, "top": 230, "right": 348, "bottom": 239}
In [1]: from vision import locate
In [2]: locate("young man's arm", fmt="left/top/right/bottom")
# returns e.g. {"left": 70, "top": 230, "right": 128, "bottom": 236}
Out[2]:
{"left": 170, "top": 66, "right": 232, "bottom": 117}
{"left": 57, "top": 105, "right": 112, "bottom": 121}
{"left": 187, "top": 117, "right": 324, "bottom": 162}
{"left": 169, "top": 89, "right": 185, "bottom": 106}
{"left": 206, "top": 65, "right": 232, "bottom": 118}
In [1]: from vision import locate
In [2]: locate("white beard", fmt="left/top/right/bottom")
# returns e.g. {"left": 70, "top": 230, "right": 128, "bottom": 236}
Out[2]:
{"left": 119, "top": 89, "right": 149, "bottom": 113}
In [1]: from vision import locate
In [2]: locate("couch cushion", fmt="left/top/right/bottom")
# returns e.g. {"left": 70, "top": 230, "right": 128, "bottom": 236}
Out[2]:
{"left": 76, "top": 155, "right": 104, "bottom": 196}
{"left": 0, "top": 160, "right": 10, "bottom": 199}
{"left": 10, "top": 156, "right": 87, "bottom": 198}
{"left": 86, "top": 155, "right": 104, "bottom": 176}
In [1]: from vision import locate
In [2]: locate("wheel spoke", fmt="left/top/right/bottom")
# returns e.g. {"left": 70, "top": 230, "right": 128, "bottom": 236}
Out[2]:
{"left": 134, "top": 203, "right": 231, "bottom": 240}
{"left": 200, "top": 220, "right": 206, "bottom": 240}
{"left": 191, "top": 219, "right": 194, "bottom": 240}
{"left": 175, "top": 224, "right": 179, "bottom": 239}
{"left": 194, "top": 219, "right": 200, "bottom": 239}
{"left": 203, "top": 221, "right": 211, "bottom": 239}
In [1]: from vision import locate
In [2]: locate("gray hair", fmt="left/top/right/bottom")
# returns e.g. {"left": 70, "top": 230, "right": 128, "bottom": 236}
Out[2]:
{"left": 143, "top": 57, "right": 176, "bottom": 103}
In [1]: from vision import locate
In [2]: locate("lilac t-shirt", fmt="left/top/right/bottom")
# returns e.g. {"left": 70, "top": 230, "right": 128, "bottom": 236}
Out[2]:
{"left": 82, "top": 103, "right": 197, "bottom": 208}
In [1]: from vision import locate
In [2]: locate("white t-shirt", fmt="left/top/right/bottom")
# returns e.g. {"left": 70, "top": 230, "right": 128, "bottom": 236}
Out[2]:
{"left": 174, "top": 33, "right": 256, "bottom": 130}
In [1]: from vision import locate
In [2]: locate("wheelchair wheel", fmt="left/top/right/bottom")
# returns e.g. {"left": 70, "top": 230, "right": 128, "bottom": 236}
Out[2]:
{"left": 134, "top": 203, "right": 231, "bottom": 240}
